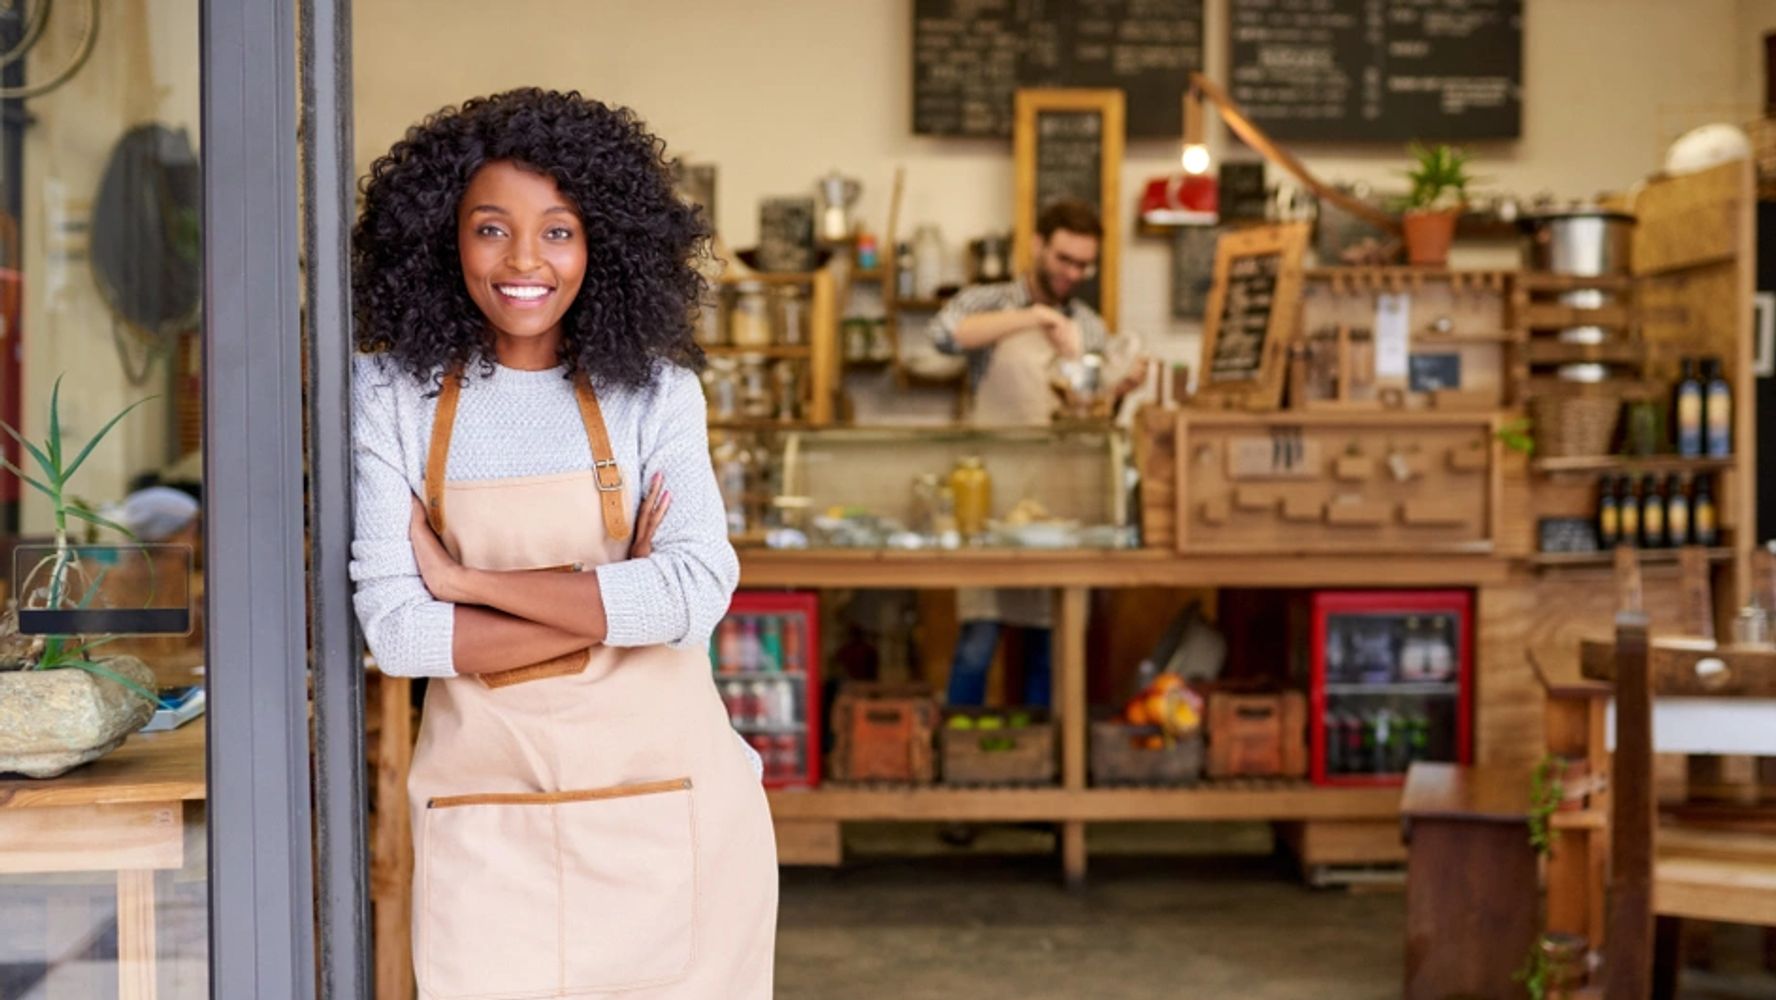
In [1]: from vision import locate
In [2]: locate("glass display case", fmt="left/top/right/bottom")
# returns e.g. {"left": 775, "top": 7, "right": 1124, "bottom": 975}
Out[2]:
{"left": 712, "top": 424, "right": 1135, "bottom": 550}
{"left": 710, "top": 591, "right": 821, "bottom": 789}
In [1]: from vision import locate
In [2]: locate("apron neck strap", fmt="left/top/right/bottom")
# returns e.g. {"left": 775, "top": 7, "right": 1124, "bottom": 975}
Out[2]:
{"left": 425, "top": 366, "right": 632, "bottom": 542}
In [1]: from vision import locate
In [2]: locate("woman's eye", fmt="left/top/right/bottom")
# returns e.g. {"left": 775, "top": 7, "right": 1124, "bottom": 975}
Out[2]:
{"left": 546, "top": 226, "right": 575, "bottom": 241}
{"left": 475, "top": 224, "right": 506, "bottom": 238}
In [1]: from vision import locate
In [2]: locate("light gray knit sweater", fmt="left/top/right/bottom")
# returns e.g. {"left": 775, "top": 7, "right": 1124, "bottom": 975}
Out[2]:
{"left": 349, "top": 354, "right": 740, "bottom": 679}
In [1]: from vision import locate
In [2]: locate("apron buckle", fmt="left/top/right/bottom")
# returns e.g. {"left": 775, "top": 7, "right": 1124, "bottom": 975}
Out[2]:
{"left": 593, "top": 458, "right": 624, "bottom": 493}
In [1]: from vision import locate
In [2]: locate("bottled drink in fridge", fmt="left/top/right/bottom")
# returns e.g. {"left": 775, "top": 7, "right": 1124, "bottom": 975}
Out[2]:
{"left": 717, "top": 618, "right": 741, "bottom": 675}
{"left": 1325, "top": 712, "right": 1344, "bottom": 774}
{"left": 781, "top": 617, "right": 803, "bottom": 673}
{"left": 759, "top": 616, "right": 782, "bottom": 672}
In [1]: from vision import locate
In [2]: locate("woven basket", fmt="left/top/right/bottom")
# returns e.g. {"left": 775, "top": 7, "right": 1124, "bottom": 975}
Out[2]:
{"left": 1530, "top": 396, "right": 1620, "bottom": 458}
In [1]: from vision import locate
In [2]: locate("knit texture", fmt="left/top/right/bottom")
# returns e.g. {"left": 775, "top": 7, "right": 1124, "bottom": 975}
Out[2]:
{"left": 349, "top": 354, "right": 740, "bottom": 678}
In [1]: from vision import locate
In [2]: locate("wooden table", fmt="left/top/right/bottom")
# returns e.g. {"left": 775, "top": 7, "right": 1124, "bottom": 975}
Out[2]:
{"left": 0, "top": 721, "right": 206, "bottom": 1000}
{"left": 1401, "top": 762, "right": 1539, "bottom": 1000}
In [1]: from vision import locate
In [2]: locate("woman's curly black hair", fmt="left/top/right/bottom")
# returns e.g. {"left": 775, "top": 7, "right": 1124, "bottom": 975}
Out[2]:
{"left": 352, "top": 88, "right": 708, "bottom": 390}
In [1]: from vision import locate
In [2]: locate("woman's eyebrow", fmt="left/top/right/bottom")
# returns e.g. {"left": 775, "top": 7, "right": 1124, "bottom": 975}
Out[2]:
{"left": 464, "top": 204, "right": 508, "bottom": 216}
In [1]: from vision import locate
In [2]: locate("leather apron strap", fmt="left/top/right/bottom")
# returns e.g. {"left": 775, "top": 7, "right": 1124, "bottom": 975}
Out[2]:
{"left": 426, "top": 367, "right": 632, "bottom": 541}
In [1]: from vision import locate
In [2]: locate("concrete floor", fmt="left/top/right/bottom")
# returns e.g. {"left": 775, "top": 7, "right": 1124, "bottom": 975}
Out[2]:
{"left": 777, "top": 823, "right": 1776, "bottom": 1000}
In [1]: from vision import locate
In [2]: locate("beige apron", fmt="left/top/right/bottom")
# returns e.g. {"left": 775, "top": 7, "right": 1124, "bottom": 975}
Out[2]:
{"left": 407, "top": 371, "right": 777, "bottom": 1000}
{"left": 958, "top": 325, "right": 1055, "bottom": 629}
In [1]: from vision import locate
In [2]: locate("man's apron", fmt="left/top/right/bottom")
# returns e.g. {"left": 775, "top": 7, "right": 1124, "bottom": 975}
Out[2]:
{"left": 957, "top": 326, "right": 1055, "bottom": 629}
{"left": 406, "top": 371, "right": 777, "bottom": 999}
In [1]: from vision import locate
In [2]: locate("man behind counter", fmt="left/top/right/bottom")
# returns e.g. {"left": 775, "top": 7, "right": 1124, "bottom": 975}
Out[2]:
{"left": 929, "top": 198, "right": 1146, "bottom": 709}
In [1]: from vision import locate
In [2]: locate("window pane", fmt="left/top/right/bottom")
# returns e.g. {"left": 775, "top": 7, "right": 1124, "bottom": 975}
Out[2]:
{"left": 0, "top": 1, "right": 207, "bottom": 996}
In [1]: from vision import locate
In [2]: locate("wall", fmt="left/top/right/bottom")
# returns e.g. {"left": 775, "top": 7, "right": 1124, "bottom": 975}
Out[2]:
{"left": 17, "top": 0, "right": 197, "bottom": 532}
{"left": 354, "top": 0, "right": 1751, "bottom": 389}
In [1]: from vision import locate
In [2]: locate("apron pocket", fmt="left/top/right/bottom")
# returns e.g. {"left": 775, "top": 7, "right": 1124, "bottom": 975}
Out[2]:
{"left": 421, "top": 778, "right": 697, "bottom": 998}
{"left": 477, "top": 648, "right": 589, "bottom": 689}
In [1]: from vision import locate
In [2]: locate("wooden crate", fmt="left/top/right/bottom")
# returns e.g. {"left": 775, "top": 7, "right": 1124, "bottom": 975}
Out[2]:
{"left": 1207, "top": 690, "right": 1308, "bottom": 779}
{"left": 1089, "top": 722, "right": 1203, "bottom": 786}
{"left": 829, "top": 683, "right": 938, "bottom": 784}
{"left": 939, "top": 708, "right": 1056, "bottom": 786}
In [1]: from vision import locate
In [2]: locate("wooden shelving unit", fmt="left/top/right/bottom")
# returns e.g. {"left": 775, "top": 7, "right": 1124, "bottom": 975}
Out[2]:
{"left": 1530, "top": 455, "right": 1736, "bottom": 476}
{"left": 1525, "top": 547, "right": 1733, "bottom": 570}
{"left": 703, "top": 344, "right": 813, "bottom": 360}
{"left": 708, "top": 265, "right": 840, "bottom": 428}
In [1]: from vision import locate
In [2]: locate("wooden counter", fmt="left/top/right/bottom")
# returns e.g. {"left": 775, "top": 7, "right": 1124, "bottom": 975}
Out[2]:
{"left": 738, "top": 547, "right": 1510, "bottom": 589}
{"left": 0, "top": 722, "right": 206, "bottom": 1000}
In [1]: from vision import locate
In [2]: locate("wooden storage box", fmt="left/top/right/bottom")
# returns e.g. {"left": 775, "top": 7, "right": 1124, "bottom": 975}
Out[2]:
{"left": 939, "top": 708, "right": 1056, "bottom": 786}
{"left": 829, "top": 683, "right": 937, "bottom": 784}
{"left": 1089, "top": 721, "right": 1204, "bottom": 786}
{"left": 1207, "top": 690, "right": 1308, "bottom": 779}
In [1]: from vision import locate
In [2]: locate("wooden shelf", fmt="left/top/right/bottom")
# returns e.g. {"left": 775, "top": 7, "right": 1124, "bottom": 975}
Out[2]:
{"left": 1531, "top": 455, "right": 1735, "bottom": 476}
{"left": 706, "top": 344, "right": 816, "bottom": 360}
{"left": 767, "top": 781, "right": 1400, "bottom": 822}
{"left": 840, "top": 356, "right": 895, "bottom": 369}
{"left": 718, "top": 270, "right": 822, "bottom": 287}
{"left": 1518, "top": 272, "right": 1635, "bottom": 293}
{"left": 891, "top": 296, "right": 952, "bottom": 313}
{"left": 1304, "top": 267, "right": 1513, "bottom": 289}
{"left": 1412, "top": 330, "right": 1518, "bottom": 346}
{"left": 1520, "top": 302, "right": 1634, "bottom": 328}
{"left": 1525, "top": 547, "right": 1734, "bottom": 569}
{"left": 1525, "top": 377, "right": 1663, "bottom": 399}
{"left": 706, "top": 420, "right": 816, "bottom": 431}
{"left": 851, "top": 267, "right": 885, "bottom": 282}
{"left": 1524, "top": 341, "right": 1647, "bottom": 365}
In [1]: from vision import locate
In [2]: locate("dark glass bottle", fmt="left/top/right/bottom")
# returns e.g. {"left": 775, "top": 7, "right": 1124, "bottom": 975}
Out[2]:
{"left": 1639, "top": 474, "right": 1666, "bottom": 548}
{"left": 1694, "top": 475, "right": 1719, "bottom": 547}
{"left": 1674, "top": 357, "right": 1704, "bottom": 458}
{"left": 1596, "top": 474, "right": 1620, "bottom": 548}
{"left": 1618, "top": 475, "right": 1641, "bottom": 547}
{"left": 1702, "top": 356, "right": 1733, "bottom": 459}
{"left": 1665, "top": 473, "right": 1690, "bottom": 547}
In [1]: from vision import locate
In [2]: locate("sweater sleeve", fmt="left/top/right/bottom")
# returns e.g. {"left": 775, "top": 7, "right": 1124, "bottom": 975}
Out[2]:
{"left": 594, "top": 367, "right": 739, "bottom": 649}
{"left": 348, "top": 358, "right": 458, "bottom": 678}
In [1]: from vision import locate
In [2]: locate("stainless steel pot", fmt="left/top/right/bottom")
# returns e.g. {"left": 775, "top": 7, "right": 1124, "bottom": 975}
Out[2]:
{"left": 1522, "top": 209, "right": 1635, "bottom": 276}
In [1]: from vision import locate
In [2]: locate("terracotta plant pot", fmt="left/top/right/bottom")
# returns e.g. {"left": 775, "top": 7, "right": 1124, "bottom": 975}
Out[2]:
{"left": 1403, "top": 208, "right": 1459, "bottom": 267}
{"left": 0, "top": 656, "right": 157, "bottom": 778}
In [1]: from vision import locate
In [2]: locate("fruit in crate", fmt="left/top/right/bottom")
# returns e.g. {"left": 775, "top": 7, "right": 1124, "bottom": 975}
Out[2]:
{"left": 1118, "top": 672, "right": 1203, "bottom": 743}
{"left": 946, "top": 715, "right": 975, "bottom": 730}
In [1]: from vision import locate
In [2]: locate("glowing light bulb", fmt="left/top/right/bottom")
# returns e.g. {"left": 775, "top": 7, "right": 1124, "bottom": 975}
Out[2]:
{"left": 1180, "top": 143, "right": 1212, "bottom": 176}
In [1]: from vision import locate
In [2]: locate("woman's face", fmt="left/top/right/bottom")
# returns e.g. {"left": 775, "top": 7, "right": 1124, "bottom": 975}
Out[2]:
{"left": 456, "top": 160, "right": 588, "bottom": 352}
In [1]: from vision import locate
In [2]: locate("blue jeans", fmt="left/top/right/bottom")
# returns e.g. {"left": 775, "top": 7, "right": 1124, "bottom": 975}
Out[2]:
{"left": 946, "top": 620, "right": 1052, "bottom": 708}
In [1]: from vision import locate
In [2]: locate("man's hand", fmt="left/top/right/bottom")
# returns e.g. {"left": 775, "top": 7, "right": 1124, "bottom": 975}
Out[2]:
{"left": 1029, "top": 304, "right": 1084, "bottom": 359}
{"left": 1113, "top": 356, "right": 1153, "bottom": 401}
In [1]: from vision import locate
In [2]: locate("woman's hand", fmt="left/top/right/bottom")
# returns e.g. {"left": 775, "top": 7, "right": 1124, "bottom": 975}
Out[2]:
{"left": 629, "top": 472, "right": 671, "bottom": 559}
{"left": 409, "top": 497, "right": 473, "bottom": 603}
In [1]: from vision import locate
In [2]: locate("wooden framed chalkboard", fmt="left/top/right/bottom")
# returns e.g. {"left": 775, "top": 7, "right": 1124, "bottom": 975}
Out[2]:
{"left": 913, "top": 0, "right": 1204, "bottom": 139}
{"left": 1228, "top": 0, "right": 1522, "bottom": 142}
{"left": 1014, "top": 88, "right": 1123, "bottom": 332}
{"left": 1197, "top": 222, "right": 1309, "bottom": 410}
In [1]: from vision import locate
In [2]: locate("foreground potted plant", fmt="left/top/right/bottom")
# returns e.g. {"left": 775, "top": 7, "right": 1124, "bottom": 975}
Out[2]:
{"left": 0, "top": 378, "right": 161, "bottom": 778}
{"left": 1400, "top": 142, "right": 1472, "bottom": 267}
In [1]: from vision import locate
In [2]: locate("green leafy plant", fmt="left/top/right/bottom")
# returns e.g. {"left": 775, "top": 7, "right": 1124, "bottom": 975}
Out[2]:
{"left": 1515, "top": 937, "right": 1552, "bottom": 1000}
{"left": 1528, "top": 753, "right": 1565, "bottom": 858}
{"left": 0, "top": 376, "right": 161, "bottom": 705}
{"left": 1496, "top": 417, "right": 1536, "bottom": 456}
{"left": 1401, "top": 142, "right": 1473, "bottom": 213}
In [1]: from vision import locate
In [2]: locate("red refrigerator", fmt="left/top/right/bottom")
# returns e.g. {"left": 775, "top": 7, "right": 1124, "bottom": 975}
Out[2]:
{"left": 709, "top": 591, "right": 822, "bottom": 789}
{"left": 1309, "top": 590, "right": 1473, "bottom": 787}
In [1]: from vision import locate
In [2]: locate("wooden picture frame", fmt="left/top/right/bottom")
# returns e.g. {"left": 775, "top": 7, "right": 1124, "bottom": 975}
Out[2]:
{"left": 1196, "top": 221, "right": 1309, "bottom": 410}
{"left": 1014, "top": 88, "right": 1124, "bottom": 332}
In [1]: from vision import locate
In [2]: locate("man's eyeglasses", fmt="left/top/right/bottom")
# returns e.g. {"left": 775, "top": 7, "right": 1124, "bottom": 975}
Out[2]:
{"left": 1051, "top": 250, "right": 1098, "bottom": 279}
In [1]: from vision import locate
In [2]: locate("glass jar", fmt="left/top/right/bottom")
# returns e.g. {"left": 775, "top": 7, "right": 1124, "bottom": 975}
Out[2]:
{"left": 695, "top": 298, "right": 726, "bottom": 346}
{"left": 772, "top": 361, "right": 801, "bottom": 422}
{"left": 774, "top": 286, "right": 808, "bottom": 346}
{"left": 948, "top": 456, "right": 992, "bottom": 541}
{"left": 737, "top": 353, "right": 773, "bottom": 419}
{"left": 913, "top": 224, "right": 945, "bottom": 300}
{"left": 843, "top": 318, "right": 870, "bottom": 362}
{"left": 703, "top": 357, "right": 740, "bottom": 421}
{"left": 729, "top": 281, "right": 773, "bottom": 348}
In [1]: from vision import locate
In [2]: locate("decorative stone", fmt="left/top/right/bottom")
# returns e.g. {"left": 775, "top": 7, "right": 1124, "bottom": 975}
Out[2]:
{"left": 0, "top": 656, "right": 158, "bottom": 778}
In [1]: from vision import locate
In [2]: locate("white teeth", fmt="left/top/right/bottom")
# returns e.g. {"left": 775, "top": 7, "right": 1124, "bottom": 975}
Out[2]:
{"left": 497, "top": 285, "right": 550, "bottom": 300}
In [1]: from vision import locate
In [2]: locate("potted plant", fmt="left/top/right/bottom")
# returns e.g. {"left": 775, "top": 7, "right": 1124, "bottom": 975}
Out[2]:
{"left": 0, "top": 378, "right": 162, "bottom": 779}
{"left": 1400, "top": 142, "right": 1472, "bottom": 267}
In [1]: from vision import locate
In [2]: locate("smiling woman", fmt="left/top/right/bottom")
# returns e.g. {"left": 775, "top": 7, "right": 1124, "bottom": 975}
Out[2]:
{"left": 348, "top": 89, "right": 777, "bottom": 999}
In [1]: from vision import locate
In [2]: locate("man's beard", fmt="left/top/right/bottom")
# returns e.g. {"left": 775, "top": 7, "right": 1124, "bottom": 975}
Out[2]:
{"left": 1036, "top": 266, "right": 1070, "bottom": 304}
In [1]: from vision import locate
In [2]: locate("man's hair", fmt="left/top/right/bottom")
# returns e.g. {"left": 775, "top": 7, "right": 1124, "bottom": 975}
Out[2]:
{"left": 1036, "top": 198, "right": 1103, "bottom": 241}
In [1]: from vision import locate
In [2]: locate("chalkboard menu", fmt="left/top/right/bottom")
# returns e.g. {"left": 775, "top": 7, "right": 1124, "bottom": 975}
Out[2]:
{"left": 1198, "top": 222, "right": 1309, "bottom": 409}
{"left": 1208, "top": 253, "right": 1281, "bottom": 384}
{"left": 1228, "top": 0, "right": 1522, "bottom": 141}
{"left": 913, "top": 0, "right": 1205, "bottom": 138}
{"left": 1014, "top": 90, "right": 1124, "bottom": 331}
